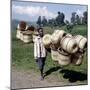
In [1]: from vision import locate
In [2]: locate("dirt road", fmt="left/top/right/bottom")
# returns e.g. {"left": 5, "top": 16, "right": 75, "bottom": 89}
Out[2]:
{"left": 11, "top": 67, "right": 87, "bottom": 89}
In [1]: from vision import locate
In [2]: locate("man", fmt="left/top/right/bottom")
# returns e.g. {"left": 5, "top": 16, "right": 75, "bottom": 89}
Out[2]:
{"left": 33, "top": 28, "right": 47, "bottom": 80}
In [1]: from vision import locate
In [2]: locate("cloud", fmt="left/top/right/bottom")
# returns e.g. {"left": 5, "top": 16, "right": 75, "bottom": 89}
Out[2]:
{"left": 76, "top": 9, "right": 83, "bottom": 17}
{"left": 12, "top": 5, "right": 57, "bottom": 19}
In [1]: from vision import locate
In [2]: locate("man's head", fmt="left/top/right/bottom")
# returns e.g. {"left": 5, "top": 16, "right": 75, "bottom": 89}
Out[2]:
{"left": 37, "top": 28, "right": 44, "bottom": 37}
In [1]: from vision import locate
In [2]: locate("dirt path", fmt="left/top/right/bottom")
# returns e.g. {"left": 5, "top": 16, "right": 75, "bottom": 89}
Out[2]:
{"left": 11, "top": 67, "right": 87, "bottom": 89}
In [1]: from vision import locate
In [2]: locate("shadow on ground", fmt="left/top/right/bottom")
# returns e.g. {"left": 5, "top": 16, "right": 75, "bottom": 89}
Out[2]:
{"left": 60, "top": 69, "right": 87, "bottom": 83}
{"left": 44, "top": 66, "right": 87, "bottom": 83}
{"left": 44, "top": 66, "right": 61, "bottom": 77}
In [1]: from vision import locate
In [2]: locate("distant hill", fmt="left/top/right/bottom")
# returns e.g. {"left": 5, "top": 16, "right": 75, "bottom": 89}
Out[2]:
{"left": 11, "top": 19, "right": 37, "bottom": 31}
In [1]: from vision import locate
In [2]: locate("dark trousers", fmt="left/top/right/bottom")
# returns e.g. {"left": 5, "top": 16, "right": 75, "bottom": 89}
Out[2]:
{"left": 36, "top": 57, "right": 46, "bottom": 76}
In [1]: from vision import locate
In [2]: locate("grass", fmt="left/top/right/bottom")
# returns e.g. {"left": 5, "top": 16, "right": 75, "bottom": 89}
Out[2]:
{"left": 43, "top": 25, "right": 87, "bottom": 36}
{"left": 12, "top": 25, "right": 87, "bottom": 83}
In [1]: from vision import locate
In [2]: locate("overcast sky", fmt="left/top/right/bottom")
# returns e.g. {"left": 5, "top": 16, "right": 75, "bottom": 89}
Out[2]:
{"left": 12, "top": 0, "right": 87, "bottom": 22}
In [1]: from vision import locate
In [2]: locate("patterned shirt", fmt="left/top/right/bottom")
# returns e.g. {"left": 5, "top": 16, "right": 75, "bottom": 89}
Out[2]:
{"left": 33, "top": 35, "right": 46, "bottom": 59}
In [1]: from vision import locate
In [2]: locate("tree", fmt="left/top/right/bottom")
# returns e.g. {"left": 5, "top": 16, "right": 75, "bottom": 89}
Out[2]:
{"left": 75, "top": 15, "right": 81, "bottom": 25}
{"left": 42, "top": 16, "right": 47, "bottom": 26}
{"left": 48, "top": 18, "right": 56, "bottom": 26}
{"left": 56, "top": 11, "right": 61, "bottom": 25}
{"left": 36, "top": 16, "right": 42, "bottom": 27}
{"left": 60, "top": 13, "right": 65, "bottom": 25}
{"left": 56, "top": 11, "right": 65, "bottom": 26}
{"left": 82, "top": 11, "right": 87, "bottom": 24}
{"left": 71, "top": 12, "right": 76, "bottom": 25}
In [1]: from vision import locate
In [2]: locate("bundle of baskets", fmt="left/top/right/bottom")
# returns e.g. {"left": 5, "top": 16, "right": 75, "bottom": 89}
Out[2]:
{"left": 16, "top": 21, "right": 38, "bottom": 43}
{"left": 42, "top": 30, "right": 87, "bottom": 66}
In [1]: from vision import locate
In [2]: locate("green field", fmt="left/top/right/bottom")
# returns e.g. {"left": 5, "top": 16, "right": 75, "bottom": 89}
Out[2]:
{"left": 12, "top": 25, "right": 87, "bottom": 83}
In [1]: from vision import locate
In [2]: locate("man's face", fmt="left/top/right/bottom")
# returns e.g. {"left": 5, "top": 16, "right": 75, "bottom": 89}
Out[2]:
{"left": 38, "top": 29, "right": 43, "bottom": 37}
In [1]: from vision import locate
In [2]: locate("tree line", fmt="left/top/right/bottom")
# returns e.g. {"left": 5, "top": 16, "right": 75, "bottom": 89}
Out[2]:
{"left": 36, "top": 11, "right": 87, "bottom": 27}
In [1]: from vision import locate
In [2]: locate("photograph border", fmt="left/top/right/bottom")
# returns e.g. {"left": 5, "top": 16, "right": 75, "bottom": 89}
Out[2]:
{"left": 10, "top": 0, "right": 88, "bottom": 89}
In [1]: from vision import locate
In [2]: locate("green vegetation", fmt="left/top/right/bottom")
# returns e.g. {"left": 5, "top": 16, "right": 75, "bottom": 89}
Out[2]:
{"left": 43, "top": 25, "right": 87, "bottom": 36}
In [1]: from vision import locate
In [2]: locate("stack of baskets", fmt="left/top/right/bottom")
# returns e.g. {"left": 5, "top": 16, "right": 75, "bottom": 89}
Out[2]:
{"left": 42, "top": 30, "right": 87, "bottom": 66}
{"left": 21, "top": 31, "right": 33, "bottom": 43}
{"left": 16, "top": 21, "right": 35, "bottom": 43}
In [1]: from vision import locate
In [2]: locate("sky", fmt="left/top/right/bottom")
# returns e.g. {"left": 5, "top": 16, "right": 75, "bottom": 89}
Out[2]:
{"left": 12, "top": 0, "right": 87, "bottom": 22}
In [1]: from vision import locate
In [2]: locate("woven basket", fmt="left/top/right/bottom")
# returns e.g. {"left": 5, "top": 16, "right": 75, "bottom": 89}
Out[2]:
{"left": 23, "top": 35, "right": 32, "bottom": 43}
{"left": 26, "top": 26, "right": 35, "bottom": 31}
{"left": 22, "top": 31, "right": 33, "bottom": 43}
{"left": 51, "top": 49, "right": 59, "bottom": 61}
{"left": 73, "top": 35, "right": 87, "bottom": 50}
{"left": 50, "top": 43, "right": 60, "bottom": 50}
{"left": 66, "top": 33, "right": 72, "bottom": 37}
{"left": 57, "top": 47, "right": 71, "bottom": 66}
{"left": 19, "top": 21, "right": 26, "bottom": 31}
{"left": 51, "top": 47, "right": 71, "bottom": 66}
{"left": 60, "top": 36, "right": 78, "bottom": 54}
{"left": 20, "top": 32, "right": 24, "bottom": 41}
{"left": 51, "top": 30, "right": 66, "bottom": 44}
{"left": 42, "top": 34, "right": 52, "bottom": 48}
{"left": 71, "top": 52, "right": 84, "bottom": 66}
{"left": 16, "top": 30, "right": 21, "bottom": 39}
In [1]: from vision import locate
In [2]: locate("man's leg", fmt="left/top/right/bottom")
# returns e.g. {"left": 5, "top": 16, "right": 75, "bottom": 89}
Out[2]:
{"left": 40, "top": 58, "right": 46, "bottom": 80}
{"left": 37, "top": 58, "right": 45, "bottom": 80}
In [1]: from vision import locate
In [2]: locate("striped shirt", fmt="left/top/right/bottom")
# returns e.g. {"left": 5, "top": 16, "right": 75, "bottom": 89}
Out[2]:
{"left": 33, "top": 36, "right": 46, "bottom": 59}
